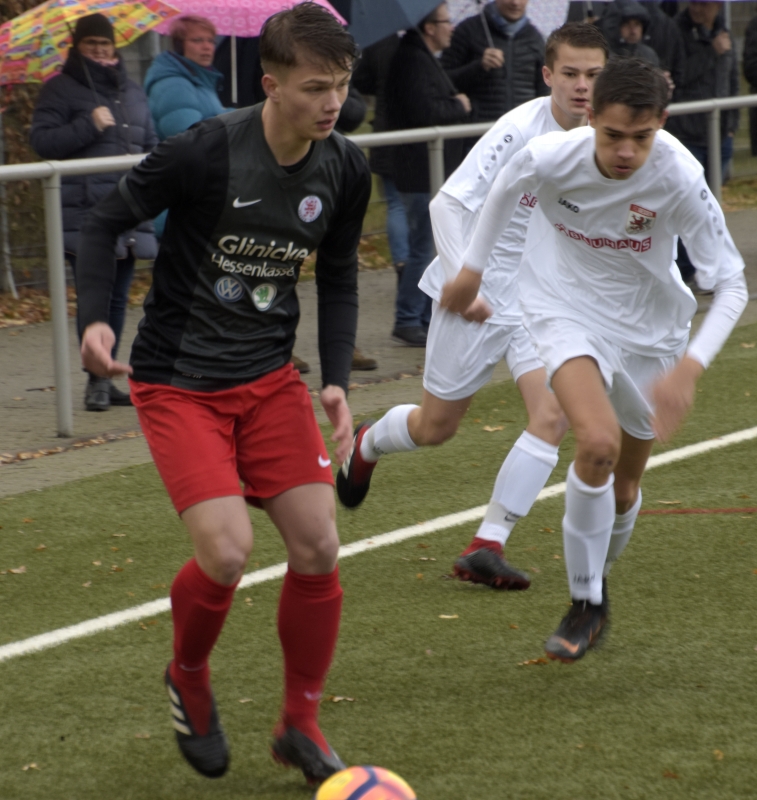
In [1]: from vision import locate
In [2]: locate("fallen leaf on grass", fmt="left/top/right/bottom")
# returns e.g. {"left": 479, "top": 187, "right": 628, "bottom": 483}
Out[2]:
{"left": 416, "top": 543, "right": 430, "bottom": 549}
{"left": 238, "top": 698, "right": 253, "bottom": 703}
{"left": 439, "top": 614, "right": 459, "bottom": 619}
{"left": 482, "top": 425, "right": 504, "bottom": 432}
{"left": 92, "top": 560, "right": 101, "bottom": 566}
{"left": 134, "top": 733, "right": 150, "bottom": 740}
{"left": 139, "top": 620, "right": 158, "bottom": 630}
{"left": 529, "top": 567, "right": 541, "bottom": 573}
{"left": 552, "top": 554, "right": 562, "bottom": 560}
{"left": 418, "top": 557, "right": 437, "bottom": 562}
{"left": 663, "top": 771, "right": 679, "bottom": 779}
{"left": 740, "top": 342, "right": 755, "bottom": 348}
{"left": 541, "top": 527, "right": 554, "bottom": 533}
{"left": 509, "top": 624, "right": 519, "bottom": 629}
{"left": 324, "top": 695, "right": 355, "bottom": 703}
{"left": 111, "top": 566, "right": 123, "bottom": 572}
{"left": 151, "top": 583, "right": 166, "bottom": 589}
{"left": 22, "top": 763, "right": 40, "bottom": 771}
{"left": 82, "top": 581, "right": 92, "bottom": 588}
{"left": 112, "top": 533, "right": 126, "bottom": 538}
{"left": 22, "top": 517, "right": 33, "bottom": 523}
{"left": 657, "top": 500, "right": 681, "bottom": 505}
{"left": 125, "top": 558, "right": 133, "bottom": 564}
{"left": 244, "top": 597, "right": 253, "bottom": 605}
{"left": 34, "top": 544, "right": 46, "bottom": 552}
{"left": 110, "top": 547, "right": 119, "bottom": 552}
{"left": 416, "top": 573, "right": 423, "bottom": 580}
{"left": 517, "top": 658, "right": 550, "bottom": 666}
{"left": 8, "top": 566, "right": 26, "bottom": 574}
{"left": 713, "top": 750, "right": 724, "bottom": 761}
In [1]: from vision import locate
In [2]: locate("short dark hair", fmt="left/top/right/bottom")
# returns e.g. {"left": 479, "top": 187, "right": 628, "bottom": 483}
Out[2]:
{"left": 260, "top": 2, "right": 358, "bottom": 74}
{"left": 592, "top": 56, "right": 669, "bottom": 118}
{"left": 545, "top": 22, "right": 609, "bottom": 69}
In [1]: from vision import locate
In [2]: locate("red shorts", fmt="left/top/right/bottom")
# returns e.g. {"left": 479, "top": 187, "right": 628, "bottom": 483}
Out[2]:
{"left": 130, "top": 364, "right": 334, "bottom": 514}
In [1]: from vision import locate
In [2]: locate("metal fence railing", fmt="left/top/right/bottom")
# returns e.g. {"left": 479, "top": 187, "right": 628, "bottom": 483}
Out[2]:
{"left": 2, "top": 93, "right": 757, "bottom": 438}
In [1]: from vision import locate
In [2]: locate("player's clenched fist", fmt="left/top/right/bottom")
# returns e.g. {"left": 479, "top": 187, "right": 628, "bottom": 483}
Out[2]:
{"left": 440, "top": 266, "right": 483, "bottom": 316}
{"left": 81, "top": 321, "right": 133, "bottom": 378}
{"left": 650, "top": 356, "right": 704, "bottom": 442}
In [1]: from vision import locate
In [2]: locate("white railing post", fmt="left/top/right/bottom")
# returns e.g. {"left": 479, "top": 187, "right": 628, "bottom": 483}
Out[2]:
{"left": 428, "top": 135, "right": 445, "bottom": 198}
{"left": 42, "top": 172, "right": 74, "bottom": 438}
{"left": 708, "top": 107, "right": 722, "bottom": 203}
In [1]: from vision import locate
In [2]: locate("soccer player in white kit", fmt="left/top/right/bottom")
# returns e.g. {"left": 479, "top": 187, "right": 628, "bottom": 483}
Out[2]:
{"left": 337, "top": 24, "right": 609, "bottom": 590}
{"left": 441, "top": 57, "right": 749, "bottom": 662}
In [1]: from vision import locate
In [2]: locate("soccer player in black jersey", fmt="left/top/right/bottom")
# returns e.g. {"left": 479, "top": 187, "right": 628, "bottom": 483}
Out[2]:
{"left": 76, "top": 4, "right": 371, "bottom": 786}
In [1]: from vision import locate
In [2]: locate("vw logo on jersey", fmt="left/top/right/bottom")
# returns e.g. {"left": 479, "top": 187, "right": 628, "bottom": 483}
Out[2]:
{"left": 251, "top": 283, "right": 277, "bottom": 311}
{"left": 298, "top": 195, "right": 323, "bottom": 223}
{"left": 214, "top": 276, "right": 245, "bottom": 303}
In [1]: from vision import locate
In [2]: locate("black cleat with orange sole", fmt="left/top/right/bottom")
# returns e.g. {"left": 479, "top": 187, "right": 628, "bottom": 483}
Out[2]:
{"left": 544, "top": 580, "right": 609, "bottom": 663}
{"left": 336, "top": 420, "right": 377, "bottom": 509}
{"left": 453, "top": 547, "right": 531, "bottom": 590}
{"left": 271, "top": 726, "right": 346, "bottom": 786}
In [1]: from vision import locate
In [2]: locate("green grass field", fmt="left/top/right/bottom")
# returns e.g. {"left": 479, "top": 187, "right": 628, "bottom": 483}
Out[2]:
{"left": 0, "top": 324, "right": 756, "bottom": 800}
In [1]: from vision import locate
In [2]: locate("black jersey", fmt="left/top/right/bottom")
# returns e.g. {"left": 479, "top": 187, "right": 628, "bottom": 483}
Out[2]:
{"left": 77, "top": 104, "right": 372, "bottom": 392}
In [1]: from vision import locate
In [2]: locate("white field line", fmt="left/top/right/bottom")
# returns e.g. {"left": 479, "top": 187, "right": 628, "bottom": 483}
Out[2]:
{"left": 1, "top": 425, "right": 756, "bottom": 665}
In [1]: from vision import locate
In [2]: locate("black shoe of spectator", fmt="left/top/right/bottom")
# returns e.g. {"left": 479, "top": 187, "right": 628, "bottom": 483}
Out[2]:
{"left": 351, "top": 348, "right": 378, "bottom": 370}
{"left": 392, "top": 326, "right": 427, "bottom": 347}
{"left": 85, "top": 377, "right": 110, "bottom": 412}
{"left": 108, "top": 381, "right": 133, "bottom": 406}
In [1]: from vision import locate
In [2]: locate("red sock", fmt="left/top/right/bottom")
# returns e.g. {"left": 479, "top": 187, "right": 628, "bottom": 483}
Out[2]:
{"left": 169, "top": 558, "right": 237, "bottom": 736}
{"left": 461, "top": 536, "right": 503, "bottom": 556}
{"left": 277, "top": 567, "right": 342, "bottom": 755}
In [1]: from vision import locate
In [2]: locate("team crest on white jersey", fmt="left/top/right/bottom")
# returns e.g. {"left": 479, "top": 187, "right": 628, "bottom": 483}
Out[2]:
{"left": 625, "top": 204, "right": 656, "bottom": 234}
{"left": 251, "top": 283, "right": 277, "bottom": 311}
{"left": 298, "top": 195, "right": 322, "bottom": 223}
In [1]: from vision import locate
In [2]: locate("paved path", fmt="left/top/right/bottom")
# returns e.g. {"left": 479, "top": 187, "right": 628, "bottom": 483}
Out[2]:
{"left": 1, "top": 208, "right": 756, "bottom": 497}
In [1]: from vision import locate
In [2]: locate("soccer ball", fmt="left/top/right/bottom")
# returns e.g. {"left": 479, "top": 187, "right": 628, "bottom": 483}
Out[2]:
{"left": 314, "top": 766, "right": 416, "bottom": 799}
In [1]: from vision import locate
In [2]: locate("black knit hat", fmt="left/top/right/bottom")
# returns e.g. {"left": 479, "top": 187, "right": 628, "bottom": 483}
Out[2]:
{"left": 72, "top": 13, "right": 115, "bottom": 47}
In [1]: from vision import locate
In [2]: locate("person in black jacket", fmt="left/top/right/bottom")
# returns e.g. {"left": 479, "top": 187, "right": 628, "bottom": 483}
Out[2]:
{"left": 441, "top": 0, "right": 548, "bottom": 127}
{"left": 609, "top": 0, "right": 660, "bottom": 65}
{"left": 743, "top": 14, "right": 757, "bottom": 157}
{"left": 386, "top": 5, "right": 470, "bottom": 346}
{"left": 30, "top": 13, "right": 158, "bottom": 412}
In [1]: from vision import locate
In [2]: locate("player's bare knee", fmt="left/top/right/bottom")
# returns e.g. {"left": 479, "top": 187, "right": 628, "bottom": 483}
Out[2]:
{"left": 415, "top": 415, "right": 459, "bottom": 446}
{"left": 530, "top": 404, "right": 569, "bottom": 446}
{"left": 575, "top": 431, "right": 620, "bottom": 473}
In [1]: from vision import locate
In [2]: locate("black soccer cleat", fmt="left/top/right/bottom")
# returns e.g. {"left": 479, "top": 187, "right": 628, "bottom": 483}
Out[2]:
{"left": 336, "top": 420, "right": 377, "bottom": 508}
{"left": 544, "top": 587, "right": 609, "bottom": 664}
{"left": 453, "top": 547, "right": 531, "bottom": 590}
{"left": 165, "top": 664, "right": 230, "bottom": 778}
{"left": 271, "top": 725, "right": 346, "bottom": 786}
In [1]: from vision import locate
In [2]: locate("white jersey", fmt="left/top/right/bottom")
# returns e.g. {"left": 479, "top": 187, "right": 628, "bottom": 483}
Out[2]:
{"left": 464, "top": 126, "right": 745, "bottom": 360}
{"left": 419, "top": 96, "right": 563, "bottom": 324}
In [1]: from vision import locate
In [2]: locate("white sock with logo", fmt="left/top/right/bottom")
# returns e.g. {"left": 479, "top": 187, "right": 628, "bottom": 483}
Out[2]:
{"left": 562, "top": 462, "right": 615, "bottom": 606}
{"left": 476, "top": 431, "right": 560, "bottom": 547}
{"left": 603, "top": 490, "right": 642, "bottom": 578}
{"left": 360, "top": 405, "right": 419, "bottom": 462}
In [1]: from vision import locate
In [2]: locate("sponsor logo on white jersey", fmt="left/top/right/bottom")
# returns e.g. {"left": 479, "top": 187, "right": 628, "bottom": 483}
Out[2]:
{"left": 558, "top": 197, "right": 580, "bottom": 213}
{"left": 519, "top": 192, "right": 538, "bottom": 208}
{"left": 251, "top": 283, "right": 277, "bottom": 311}
{"left": 214, "top": 276, "right": 245, "bottom": 302}
{"left": 625, "top": 203, "right": 656, "bottom": 234}
{"left": 232, "top": 197, "right": 262, "bottom": 208}
{"left": 555, "top": 223, "right": 651, "bottom": 252}
{"left": 298, "top": 195, "right": 322, "bottom": 223}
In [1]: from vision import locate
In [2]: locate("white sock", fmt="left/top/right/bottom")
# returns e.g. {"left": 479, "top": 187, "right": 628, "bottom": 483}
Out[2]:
{"left": 360, "top": 405, "right": 419, "bottom": 462}
{"left": 603, "top": 490, "right": 642, "bottom": 578}
{"left": 476, "top": 431, "right": 559, "bottom": 547}
{"left": 562, "top": 462, "right": 615, "bottom": 605}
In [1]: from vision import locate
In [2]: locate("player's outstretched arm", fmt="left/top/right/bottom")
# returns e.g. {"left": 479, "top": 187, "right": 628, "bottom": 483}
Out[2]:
{"left": 320, "top": 385, "right": 353, "bottom": 465}
{"left": 81, "top": 322, "right": 133, "bottom": 378}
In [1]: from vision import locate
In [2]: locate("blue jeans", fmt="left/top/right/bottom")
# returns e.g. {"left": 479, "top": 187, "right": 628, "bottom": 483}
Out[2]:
{"left": 395, "top": 191, "right": 433, "bottom": 329}
{"left": 676, "top": 137, "right": 734, "bottom": 281}
{"left": 381, "top": 176, "right": 409, "bottom": 266}
{"left": 68, "top": 252, "right": 135, "bottom": 361}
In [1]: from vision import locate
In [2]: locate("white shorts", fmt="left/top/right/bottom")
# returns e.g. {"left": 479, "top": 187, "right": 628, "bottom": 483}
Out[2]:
{"left": 423, "top": 302, "right": 544, "bottom": 402}
{"left": 525, "top": 315, "right": 686, "bottom": 440}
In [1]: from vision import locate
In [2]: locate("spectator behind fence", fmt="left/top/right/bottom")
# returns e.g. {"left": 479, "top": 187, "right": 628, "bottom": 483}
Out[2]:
{"left": 441, "top": 0, "right": 547, "bottom": 133}
{"left": 386, "top": 3, "right": 470, "bottom": 347}
{"left": 30, "top": 13, "right": 158, "bottom": 412}
{"left": 606, "top": 0, "right": 659, "bottom": 65}
{"left": 144, "top": 14, "right": 230, "bottom": 240}
{"left": 595, "top": 0, "right": 685, "bottom": 93}
{"left": 352, "top": 34, "right": 410, "bottom": 284}
{"left": 743, "top": 13, "right": 757, "bottom": 158}
{"left": 666, "top": 1, "right": 738, "bottom": 287}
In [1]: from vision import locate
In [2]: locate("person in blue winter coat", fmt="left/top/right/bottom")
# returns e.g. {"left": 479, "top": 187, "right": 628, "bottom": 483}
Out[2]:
{"left": 144, "top": 15, "right": 231, "bottom": 242}
{"left": 144, "top": 14, "right": 230, "bottom": 141}
{"left": 30, "top": 13, "right": 158, "bottom": 412}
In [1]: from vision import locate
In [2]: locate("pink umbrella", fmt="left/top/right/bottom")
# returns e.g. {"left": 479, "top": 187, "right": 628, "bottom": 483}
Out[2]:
{"left": 155, "top": 0, "right": 346, "bottom": 37}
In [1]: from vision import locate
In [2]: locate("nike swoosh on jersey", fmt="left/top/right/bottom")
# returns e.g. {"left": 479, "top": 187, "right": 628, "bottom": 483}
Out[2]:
{"left": 318, "top": 455, "right": 332, "bottom": 468}
{"left": 232, "top": 197, "right": 262, "bottom": 208}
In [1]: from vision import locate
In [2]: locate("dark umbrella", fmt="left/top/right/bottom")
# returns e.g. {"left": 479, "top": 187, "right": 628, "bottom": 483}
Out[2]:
{"left": 348, "top": 0, "right": 443, "bottom": 48}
